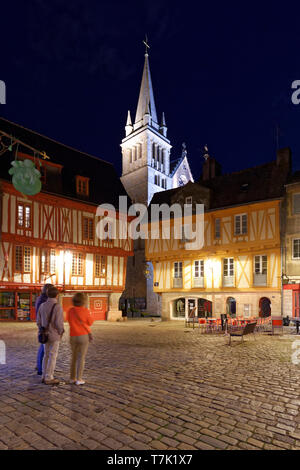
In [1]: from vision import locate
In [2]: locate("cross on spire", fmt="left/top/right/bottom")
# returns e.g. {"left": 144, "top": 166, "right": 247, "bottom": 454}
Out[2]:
{"left": 143, "top": 35, "right": 150, "bottom": 55}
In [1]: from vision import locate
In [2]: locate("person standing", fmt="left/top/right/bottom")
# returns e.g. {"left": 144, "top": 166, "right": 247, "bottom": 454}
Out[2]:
{"left": 35, "top": 283, "right": 53, "bottom": 375}
{"left": 66, "top": 293, "right": 94, "bottom": 385}
{"left": 38, "top": 286, "right": 64, "bottom": 385}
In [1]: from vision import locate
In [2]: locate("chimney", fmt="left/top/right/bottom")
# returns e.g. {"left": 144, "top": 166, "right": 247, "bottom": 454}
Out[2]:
{"left": 202, "top": 157, "right": 222, "bottom": 181}
{"left": 277, "top": 147, "right": 292, "bottom": 170}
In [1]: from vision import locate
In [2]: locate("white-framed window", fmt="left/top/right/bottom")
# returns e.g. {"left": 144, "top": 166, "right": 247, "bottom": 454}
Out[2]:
{"left": 234, "top": 214, "right": 247, "bottom": 235}
{"left": 174, "top": 262, "right": 183, "bottom": 278}
{"left": 15, "top": 246, "right": 32, "bottom": 273}
{"left": 161, "top": 178, "right": 167, "bottom": 189}
{"left": 223, "top": 258, "right": 234, "bottom": 277}
{"left": 154, "top": 174, "right": 160, "bottom": 186}
{"left": 215, "top": 218, "right": 221, "bottom": 239}
{"left": 254, "top": 255, "right": 267, "bottom": 274}
{"left": 41, "top": 249, "right": 56, "bottom": 274}
{"left": 293, "top": 239, "right": 300, "bottom": 259}
{"left": 72, "top": 253, "right": 84, "bottom": 276}
{"left": 194, "top": 260, "right": 204, "bottom": 278}
{"left": 95, "top": 255, "right": 106, "bottom": 278}
{"left": 293, "top": 194, "right": 300, "bottom": 215}
{"left": 17, "top": 203, "right": 31, "bottom": 229}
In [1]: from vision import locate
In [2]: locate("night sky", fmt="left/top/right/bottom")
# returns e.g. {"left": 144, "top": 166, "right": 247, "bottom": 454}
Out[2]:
{"left": 1, "top": 1, "right": 300, "bottom": 179}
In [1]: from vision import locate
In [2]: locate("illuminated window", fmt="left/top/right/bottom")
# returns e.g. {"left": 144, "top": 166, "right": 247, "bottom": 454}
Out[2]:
{"left": 41, "top": 249, "right": 56, "bottom": 274}
{"left": 15, "top": 246, "right": 31, "bottom": 273}
{"left": 83, "top": 217, "right": 94, "bottom": 241}
{"left": 17, "top": 203, "right": 31, "bottom": 229}
{"left": 234, "top": 214, "right": 247, "bottom": 235}
{"left": 95, "top": 255, "right": 106, "bottom": 278}
{"left": 72, "top": 253, "right": 84, "bottom": 276}
{"left": 224, "top": 258, "right": 234, "bottom": 277}
{"left": 174, "top": 262, "right": 183, "bottom": 278}
{"left": 76, "top": 176, "right": 89, "bottom": 197}
{"left": 15, "top": 246, "right": 23, "bottom": 272}
{"left": 24, "top": 247, "right": 31, "bottom": 272}
{"left": 194, "top": 260, "right": 204, "bottom": 278}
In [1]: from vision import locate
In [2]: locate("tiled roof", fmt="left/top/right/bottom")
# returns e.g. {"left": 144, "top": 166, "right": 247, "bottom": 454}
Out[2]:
{"left": 0, "top": 117, "right": 129, "bottom": 207}
{"left": 150, "top": 159, "right": 291, "bottom": 210}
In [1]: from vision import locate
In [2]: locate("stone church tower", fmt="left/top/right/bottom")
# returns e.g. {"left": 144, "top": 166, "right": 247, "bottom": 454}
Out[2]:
{"left": 120, "top": 49, "right": 193, "bottom": 316}
{"left": 121, "top": 52, "right": 173, "bottom": 206}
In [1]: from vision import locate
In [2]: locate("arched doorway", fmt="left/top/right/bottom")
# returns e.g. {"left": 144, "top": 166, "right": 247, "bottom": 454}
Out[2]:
{"left": 259, "top": 297, "right": 271, "bottom": 318}
{"left": 172, "top": 298, "right": 186, "bottom": 319}
{"left": 198, "top": 298, "right": 212, "bottom": 318}
{"left": 226, "top": 297, "right": 236, "bottom": 318}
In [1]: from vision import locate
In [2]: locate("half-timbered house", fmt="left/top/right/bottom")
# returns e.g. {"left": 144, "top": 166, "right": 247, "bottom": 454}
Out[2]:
{"left": 0, "top": 117, "right": 133, "bottom": 321}
{"left": 146, "top": 148, "right": 291, "bottom": 320}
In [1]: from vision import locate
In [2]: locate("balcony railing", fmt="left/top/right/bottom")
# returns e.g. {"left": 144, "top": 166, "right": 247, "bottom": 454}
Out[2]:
{"left": 253, "top": 273, "right": 267, "bottom": 286}
{"left": 193, "top": 277, "right": 204, "bottom": 288}
{"left": 173, "top": 277, "right": 183, "bottom": 288}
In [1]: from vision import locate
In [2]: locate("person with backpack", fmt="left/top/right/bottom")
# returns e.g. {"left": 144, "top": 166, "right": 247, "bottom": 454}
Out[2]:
{"left": 35, "top": 283, "right": 53, "bottom": 375}
{"left": 38, "top": 286, "right": 64, "bottom": 385}
{"left": 66, "top": 293, "right": 94, "bottom": 385}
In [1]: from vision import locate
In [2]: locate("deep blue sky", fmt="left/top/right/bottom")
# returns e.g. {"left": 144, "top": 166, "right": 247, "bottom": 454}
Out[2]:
{"left": 1, "top": 1, "right": 300, "bottom": 179}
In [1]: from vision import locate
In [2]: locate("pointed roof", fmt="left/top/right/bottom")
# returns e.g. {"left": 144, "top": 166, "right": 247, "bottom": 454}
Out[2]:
{"left": 126, "top": 110, "right": 132, "bottom": 126}
{"left": 135, "top": 54, "right": 158, "bottom": 125}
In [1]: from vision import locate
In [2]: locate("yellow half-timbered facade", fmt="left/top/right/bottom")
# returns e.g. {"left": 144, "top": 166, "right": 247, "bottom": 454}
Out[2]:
{"left": 146, "top": 149, "right": 291, "bottom": 320}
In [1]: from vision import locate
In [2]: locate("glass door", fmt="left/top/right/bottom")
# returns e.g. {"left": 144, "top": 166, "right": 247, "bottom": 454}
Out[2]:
{"left": 187, "top": 299, "right": 197, "bottom": 319}
{"left": 0, "top": 292, "right": 16, "bottom": 320}
{"left": 17, "top": 293, "right": 31, "bottom": 321}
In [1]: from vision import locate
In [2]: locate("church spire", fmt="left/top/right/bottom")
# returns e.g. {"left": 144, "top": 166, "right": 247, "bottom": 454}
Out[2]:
{"left": 134, "top": 42, "right": 158, "bottom": 128}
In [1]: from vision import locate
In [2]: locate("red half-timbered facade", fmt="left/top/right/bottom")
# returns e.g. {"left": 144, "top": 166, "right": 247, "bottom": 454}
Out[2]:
{"left": 0, "top": 118, "right": 133, "bottom": 321}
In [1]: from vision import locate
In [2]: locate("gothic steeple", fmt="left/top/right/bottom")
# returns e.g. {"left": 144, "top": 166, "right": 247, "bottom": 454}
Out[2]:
{"left": 134, "top": 52, "right": 158, "bottom": 129}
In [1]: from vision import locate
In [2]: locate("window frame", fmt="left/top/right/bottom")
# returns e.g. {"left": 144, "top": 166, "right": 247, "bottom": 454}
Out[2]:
{"left": 194, "top": 260, "right": 204, "bottom": 278}
{"left": 94, "top": 254, "right": 107, "bottom": 278}
{"left": 71, "top": 252, "right": 84, "bottom": 276}
{"left": 76, "top": 176, "right": 90, "bottom": 197}
{"left": 234, "top": 213, "right": 247, "bottom": 235}
{"left": 40, "top": 248, "right": 56, "bottom": 275}
{"left": 293, "top": 239, "right": 300, "bottom": 260}
{"left": 293, "top": 194, "right": 300, "bottom": 215}
{"left": 82, "top": 217, "right": 94, "bottom": 241}
{"left": 215, "top": 218, "right": 221, "bottom": 239}
{"left": 223, "top": 257, "right": 234, "bottom": 277}
{"left": 254, "top": 255, "right": 268, "bottom": 274}
{"left": 174, "top": 261, "right": 183, "bottom": 279}
{"left": 17, "top": 202, "right": 32, "bottom": 229}
{"left": 14, "top": 245, "right": 32, "bottom": 273}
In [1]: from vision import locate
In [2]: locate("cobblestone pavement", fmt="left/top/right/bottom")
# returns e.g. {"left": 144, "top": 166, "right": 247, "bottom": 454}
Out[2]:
{"left": 1, "top": 320, "right": 300, "bottom": 450}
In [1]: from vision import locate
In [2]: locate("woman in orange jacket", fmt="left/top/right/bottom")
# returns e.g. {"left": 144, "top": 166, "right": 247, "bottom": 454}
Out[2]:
{"left": 66, "top": 293, "right": 94, "bottom": 385}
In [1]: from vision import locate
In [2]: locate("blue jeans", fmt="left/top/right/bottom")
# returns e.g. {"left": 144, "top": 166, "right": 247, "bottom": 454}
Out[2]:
{"left": 37, "top": 344, "right": 44, "bottom": 375}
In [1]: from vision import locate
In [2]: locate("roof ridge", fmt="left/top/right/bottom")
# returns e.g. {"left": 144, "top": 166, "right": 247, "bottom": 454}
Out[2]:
{"left": 0, "top": 116, "right": 112, "bottom": 167}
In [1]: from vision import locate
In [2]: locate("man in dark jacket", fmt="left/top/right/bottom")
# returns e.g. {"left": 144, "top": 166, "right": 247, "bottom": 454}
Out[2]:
{"left": 36, "top": 284, "right": 53, "bottom": 375}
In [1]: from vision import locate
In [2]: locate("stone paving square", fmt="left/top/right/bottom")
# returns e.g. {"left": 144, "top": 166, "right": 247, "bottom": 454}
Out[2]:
{"left": 1, "top": 320, "right": 300, "bottom": 450}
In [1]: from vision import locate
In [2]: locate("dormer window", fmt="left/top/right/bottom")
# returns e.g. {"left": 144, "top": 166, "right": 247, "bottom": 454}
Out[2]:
{"left": 76, "top": 176, "right": 89, "bottom": 197}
